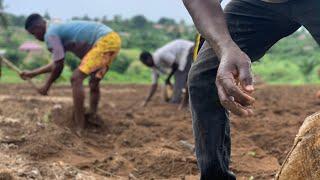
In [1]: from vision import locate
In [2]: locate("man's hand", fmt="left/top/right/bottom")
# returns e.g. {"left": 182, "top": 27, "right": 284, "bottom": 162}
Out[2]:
{"left": 37, "top": 85, "right": 49, "bottom": 96}
{"left": 20, "top": 71, "right": 35, "bottom": 80}
{"left": 165, "top": 78, "right": 171, "bottom": 85}
{"left": 141, "top": 100, "right": 148, "bottom": 107}
{"left": 216, "top": 47, "right": 255, "bottom": 117}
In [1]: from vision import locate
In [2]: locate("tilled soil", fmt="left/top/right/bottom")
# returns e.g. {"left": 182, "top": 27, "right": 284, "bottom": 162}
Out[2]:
{"left": 0, "top": 83, "right": 319, "bottom": 180}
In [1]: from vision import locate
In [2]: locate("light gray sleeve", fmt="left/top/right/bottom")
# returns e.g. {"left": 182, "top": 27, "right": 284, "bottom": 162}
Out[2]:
{"left": 178, "top": 49, "right": 190, "bottom": 71}
{"left": 46, "top": 36, "right": 65, "bottom": 62}
{"left": 151, "top": 68, "right": 160, "bottom": 84}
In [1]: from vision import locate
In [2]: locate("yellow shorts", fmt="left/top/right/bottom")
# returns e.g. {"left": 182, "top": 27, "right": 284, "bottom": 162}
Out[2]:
{"left": 79, "top": 32, "right": 121, "bottom": 79}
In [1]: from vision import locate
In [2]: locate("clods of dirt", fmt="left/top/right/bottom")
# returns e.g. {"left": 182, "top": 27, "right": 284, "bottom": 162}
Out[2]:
{"left": 0, "top": 84, "right": 319, "bottom": 179}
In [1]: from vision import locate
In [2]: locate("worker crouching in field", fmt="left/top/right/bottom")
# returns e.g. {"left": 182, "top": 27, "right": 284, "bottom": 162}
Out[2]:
{"left": 139, "top": 39, "right": 194, "bottom": 107}
{"left": 20, "top": 14, "right": 121, "bottom": 135}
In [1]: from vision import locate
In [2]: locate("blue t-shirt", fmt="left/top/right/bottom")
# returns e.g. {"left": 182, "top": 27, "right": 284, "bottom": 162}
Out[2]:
{"left": 45, "top": 20, "right": 112, "bottom": 49}
{"left": 44, "top": 20, "right": 113, "bottom": 61}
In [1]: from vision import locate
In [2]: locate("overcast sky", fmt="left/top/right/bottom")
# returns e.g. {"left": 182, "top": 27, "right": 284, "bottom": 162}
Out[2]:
{"left": 5, "top": 0, "right": 231, "bottom": 24}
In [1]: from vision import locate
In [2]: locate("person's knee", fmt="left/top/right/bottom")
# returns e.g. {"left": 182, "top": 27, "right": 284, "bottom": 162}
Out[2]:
{"left": 187, "top": 66, "right": 197, "bottom": 88}
{"left": 188, "top": 65, "right": 203, "bottom": 98}
{"left": 71, "top": 73, "right": 84, "bottom": 86}
{"left": 89, "top": 79, "right": 100, "bottom": 92}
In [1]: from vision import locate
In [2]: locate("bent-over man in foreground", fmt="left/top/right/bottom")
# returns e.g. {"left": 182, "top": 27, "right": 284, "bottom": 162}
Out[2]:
{"left": 21, "top": 14, "right": 121, "bottom": 135}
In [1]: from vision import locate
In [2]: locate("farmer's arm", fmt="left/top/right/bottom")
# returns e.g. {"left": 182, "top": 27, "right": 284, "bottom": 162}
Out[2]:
{"left": 143, "top": 83, "right": 158, "bottom": 107}
{"left": 183, "top": 0, "right": 234, "bottom": 58}
{"left": 142, "top": 70, "right": 159, "bottom": 107}
{"left": 38, "top": 60, "right": 64, "bottom": 95}
{"left": 183, "top": 0, "right": 255, "bottom": 116}
{"left": 20, "top": 63, "right": 53, "bottom": 79}
{"left": 20, "top": 36, "right": 65, "bottom": 78}
{"left": 165, "top": 63, "right": 178, "bottom": 85}
{"left": 38, "top": 36, "right": 65, "bottom": 95}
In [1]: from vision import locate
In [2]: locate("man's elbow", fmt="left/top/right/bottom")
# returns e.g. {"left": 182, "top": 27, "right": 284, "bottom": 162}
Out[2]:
{"left": 53, "top": 60, "right": 64, "bottom": 71}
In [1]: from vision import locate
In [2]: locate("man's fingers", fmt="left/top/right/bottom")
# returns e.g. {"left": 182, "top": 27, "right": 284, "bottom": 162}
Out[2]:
{"left": 141, "top": 101, "right": 147, "bottom": 107}
{"left": 217, "top": 84, "right": 253, "bottom": 116}
{"left": 20, "top": 72, "right": 31, "bottom": 80}
{"left": 238, "top": 61, "right": 254, "bottom": 92}
{"left": 233, "top": 92, "right": 255, "bottom": 107}
{"left": 218, "top": 77, "right": 255, "bottom": 106}
{"left": 20, "top": 75, "right": 27, "bottom": 80}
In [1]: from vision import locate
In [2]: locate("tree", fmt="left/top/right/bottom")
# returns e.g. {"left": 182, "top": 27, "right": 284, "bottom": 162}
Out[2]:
{"left": 113, "top": 15, "right": 122, "bottom": 23}
{"left": 110, "top": 53, "right": 131, "bottom": 74}
{"left": 0, "top": 0, "right": 8, "bottom": 28}
{"left": 43, "top": 11, "right": 51, "bottom": 20}
{"left": 158, "top": 17, "right": 176, "bottom": 26}
{"left": 82, "top": 14, "right": 91, "bottom": 21}
{"left": 298, "top": 57, "right": 320, "bottom": 82}
{"left": 9, "top": 14, "right": 26, "bottom": 27}
{"left": 65, "top": 52, "right": 80, "bottom": 71}
{"left": 101, "top": 16, "right": 108, "bottom": 24}
{"left": 93, "top": 17, "right": 100, "bottom": 22}
{"left": 131, "top": 15, "right": 148, "bottom": 29}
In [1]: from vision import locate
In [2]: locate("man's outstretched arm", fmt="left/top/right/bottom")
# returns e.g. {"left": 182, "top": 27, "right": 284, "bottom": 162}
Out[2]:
{"left": 143, "top": 83, "right": 158, "bottom": 107}
{"left": 165, "top": 63, "right": 178, "bottom": 85}
{"left": 20, "top": 63, "right": 54, "bottom": 79}
{"left": 183, "top": 0, "right": 255, "bottom": 116}
{"left": 142, "top": 70, "right": 160, "bottom": 107}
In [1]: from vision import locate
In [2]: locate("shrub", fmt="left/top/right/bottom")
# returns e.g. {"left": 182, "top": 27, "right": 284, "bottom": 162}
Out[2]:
{"left": 64, "top": 52, "right": 80, "bottom": 71}
{"left": 110, "top": 53, "right": 131, "bottom": 74}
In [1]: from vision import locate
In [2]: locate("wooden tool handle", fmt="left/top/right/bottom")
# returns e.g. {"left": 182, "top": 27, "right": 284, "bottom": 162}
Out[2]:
{"left": 0, "top": 56, "right": 39, "bottom": 90}
{"left": 0, "top": 56, "right": 22, "bottom": 73}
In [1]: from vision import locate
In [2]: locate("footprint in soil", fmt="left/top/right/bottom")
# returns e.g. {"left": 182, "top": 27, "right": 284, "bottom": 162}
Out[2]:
{"left": 51, "top": 106, "right": 107, "bottom": 135}
{"left": 84, "top": 113, "right": 111, "bottom": 135}
{"left": 85, "top": 113, "right": 104, "bottom": 128}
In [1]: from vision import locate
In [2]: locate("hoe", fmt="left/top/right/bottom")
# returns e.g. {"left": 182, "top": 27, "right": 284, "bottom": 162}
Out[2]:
{"left": 0, "top": 56, "right": 38, "bottom": 91}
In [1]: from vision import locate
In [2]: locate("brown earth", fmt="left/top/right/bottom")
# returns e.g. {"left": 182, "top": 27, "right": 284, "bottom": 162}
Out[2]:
{"left": 0, "top": 83, "right": 319, "bottom": 180}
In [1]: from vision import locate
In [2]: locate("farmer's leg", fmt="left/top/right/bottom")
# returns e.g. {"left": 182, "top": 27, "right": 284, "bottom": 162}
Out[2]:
{"left": 71, "top": 69, "right": 88, "bottom": 134}
{"left": 89, "top": 74, "right": 102, "bottom": 115}
{"left": 179, "top": 48, "right": 194, "bottom": 108}
{"left": 171, "top": 70, "right": 187, "bottom": 103}
{"left": 189, "top": 51, "right": 235, "bottom": 179}
{"left": 171, "top": 49, "right": 193, "bottom": 104}
{"left": 189, "top": 0, "right": 301, "bottom": 179}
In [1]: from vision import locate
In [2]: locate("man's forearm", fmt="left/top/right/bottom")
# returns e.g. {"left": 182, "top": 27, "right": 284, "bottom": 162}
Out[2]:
{"left": 183, "top": 0, "right": 238, "bottom": 58}
{"left": 145, "top": 83, "right": 158, "bottom": 103}
{"left": 43, "top": 60, "right": 64, "bottom": 90}
{"left": 166, "top": 69, "right": 177, "bottom": 83}
{"left": 30, "top": 63, "right": 54, "bottom": 76}
{"left": 166, "top": 63, "right": 178, "bottom": 83}
{"left": 166, "top": 74, "right": 173, "bottom": 84}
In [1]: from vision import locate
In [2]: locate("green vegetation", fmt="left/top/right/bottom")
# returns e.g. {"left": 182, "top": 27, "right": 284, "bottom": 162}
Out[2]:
{"left": 0, "top": 11, "right": 319, "bottom": 85}
{"left": 0, "top": 0, "right": 8, "bottom": 28}
{"left": 252, "top": 29, "right": 320, "bottom": 84}
{"left": 0, "top": 67, "right": 23, "bottom": 83}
